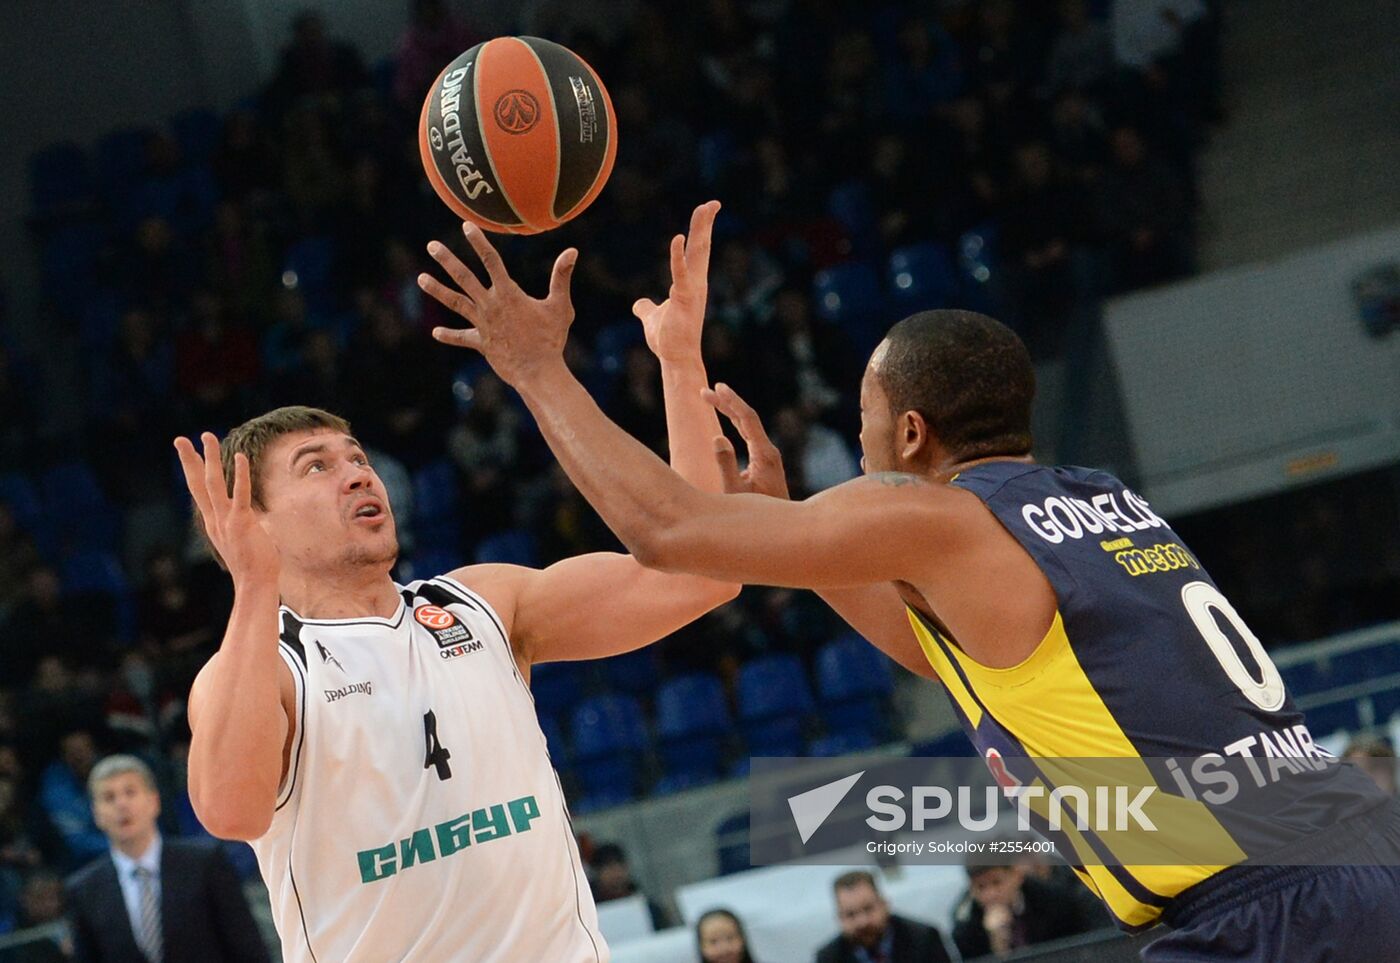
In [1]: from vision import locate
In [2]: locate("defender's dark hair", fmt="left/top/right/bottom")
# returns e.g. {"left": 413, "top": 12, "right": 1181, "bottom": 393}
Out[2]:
{"left": 876, "top": 310, "right": 1035, "bottom": 460}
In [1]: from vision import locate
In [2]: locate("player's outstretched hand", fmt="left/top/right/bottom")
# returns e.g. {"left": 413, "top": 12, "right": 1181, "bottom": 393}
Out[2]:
{"left": 704, "top": 382, "right": 790, "bottom": 500}
{"left": 174, "top": 432, "right": 280, "bottom": 585}
{"left": 418, "top": 222, "right": 578, "bottom": 387}
{"left": 632, "top": 200, "right": 721, "bottom": 363}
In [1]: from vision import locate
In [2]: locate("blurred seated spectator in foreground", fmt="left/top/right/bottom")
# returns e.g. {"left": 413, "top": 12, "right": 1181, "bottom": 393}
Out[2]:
{"left": 1345, "top": 738, "right": 1397, "bottom": 796}
{"left": 590, "top": 842, "right": 671, "bottom": 930}
{"left": 13, "top": 870, "right": 70, "bottom": 961}
{"left": 697, "top": 907, "right": 761, "bottom": 963}
{"left": 815, "top": 870, "right": 952, "bottom": 963}
{"left": 952, "top": 851, "right": 1107, "bottom": 960}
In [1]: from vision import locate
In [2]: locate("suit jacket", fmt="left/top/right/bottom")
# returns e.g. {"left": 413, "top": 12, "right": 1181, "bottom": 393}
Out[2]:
{"left": 65, "top": 837, "right": 270, "bottom": 963}
{"left": 814, "top": 914, "right": 954, "bottom": 963}
{"left": 951, "top": 876, "right": 1109, "bottom": 960}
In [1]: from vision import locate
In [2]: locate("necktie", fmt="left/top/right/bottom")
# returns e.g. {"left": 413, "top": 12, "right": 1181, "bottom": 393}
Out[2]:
{"left": 133, "top": 865, "right": 163, "bottom": 963}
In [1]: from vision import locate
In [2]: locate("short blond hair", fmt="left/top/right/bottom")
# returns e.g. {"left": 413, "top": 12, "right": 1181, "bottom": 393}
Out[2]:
{"left": 195, "top": 406, "right": 351, "bottom": 568}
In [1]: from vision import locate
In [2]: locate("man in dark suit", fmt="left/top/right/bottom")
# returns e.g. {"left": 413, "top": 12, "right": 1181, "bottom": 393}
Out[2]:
{"left": 951, "top": 858, "right": 1107, "bottom": 960}
{"left": 65, "top": 755, "right": 270, "bottom": 963}
{"left": 814, "top": 871, "right": 953, "bottom": 963}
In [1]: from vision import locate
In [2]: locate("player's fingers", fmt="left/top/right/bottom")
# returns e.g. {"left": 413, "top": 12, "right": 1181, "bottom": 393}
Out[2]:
{"left": 201, "top": 432, "right": 231, "bottom": 512}
{"left": 713, "top": 383, "right": 770, "bottom": 447}
{"left": 418, "top": 274, "right": 481, "bottom": 325}
{"left": 173, "top": 437, "right": 216, "bottom": 522}
{"left": 232, "top": 452, "right": 253, "bottom": 512}
{"left": 548, "top": 248, "right": 579, "bottom": 306}
{"left": 426, "top": 241, "right": 487, "bottom": 302}
{"left": 687, "top": 200, "right": 720, "bottom": 276}
{"left": 713, "top": 435, "right": 745, "bottom": 494}
{"left": 432, "top": 327, "right": 484, "bottom": 352}
{"left": 669, "top": 233, "right": 686, "bottom": 289}
{"left": 632, "top": 297, "right": 660, "bottom": 320}
{"left": 462, "top": 222, "right": 509, "bottom": 287}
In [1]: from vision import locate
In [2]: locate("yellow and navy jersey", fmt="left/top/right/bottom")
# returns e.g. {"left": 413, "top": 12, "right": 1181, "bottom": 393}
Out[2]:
{"left": 909, "top": 461, "right": 1386, "bottom": 931}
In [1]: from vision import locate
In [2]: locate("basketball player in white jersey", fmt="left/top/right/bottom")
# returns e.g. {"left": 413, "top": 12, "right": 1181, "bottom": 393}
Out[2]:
{"left": 178, "top": 204, "right": 733, "bottom": 963}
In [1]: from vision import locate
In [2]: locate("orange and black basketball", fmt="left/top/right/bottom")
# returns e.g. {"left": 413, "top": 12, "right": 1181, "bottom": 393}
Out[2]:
{"left": 418, "top": 36, "right": 617, "bottom": 235}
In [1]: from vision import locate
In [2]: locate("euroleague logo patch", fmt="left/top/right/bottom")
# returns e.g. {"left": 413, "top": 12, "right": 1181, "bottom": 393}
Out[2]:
{"left": 494, "top": 90, "right": 540, "bottom": 134}
{"left": 415, "top": 604, "right": 480, "bottom": 657}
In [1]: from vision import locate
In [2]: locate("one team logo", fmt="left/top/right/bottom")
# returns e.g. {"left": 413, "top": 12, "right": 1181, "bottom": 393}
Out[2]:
{"left": 415, "top": 605, "right": 457, "bottom": 630}
{"left": 415, "top": 604, "right": 482, "bottom": 658}
{"left": 494, "top": 90, "right": 540, "bottom": 135}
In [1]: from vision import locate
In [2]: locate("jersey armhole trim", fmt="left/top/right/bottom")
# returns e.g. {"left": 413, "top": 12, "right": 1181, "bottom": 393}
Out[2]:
{"left": 274, "top": 642, "right": 308, "bottom": 812}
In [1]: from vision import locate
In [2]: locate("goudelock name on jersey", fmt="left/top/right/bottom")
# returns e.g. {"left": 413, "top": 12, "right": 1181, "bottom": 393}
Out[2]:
{"left": 250, "top": 576, "right": 607, "bottom": 963}
{"left": 908, "top": 462, "right": 1389, "bottom": 932}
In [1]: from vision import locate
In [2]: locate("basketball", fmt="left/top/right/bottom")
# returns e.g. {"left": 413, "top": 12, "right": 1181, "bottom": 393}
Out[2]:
{"left": 418, "top": 36, "right": 617, "bottom": 235}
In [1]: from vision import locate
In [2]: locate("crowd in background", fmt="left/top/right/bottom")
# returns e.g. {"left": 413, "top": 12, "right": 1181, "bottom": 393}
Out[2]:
{"left": 2, "top": 0, "right": 1399, "bottom": 946}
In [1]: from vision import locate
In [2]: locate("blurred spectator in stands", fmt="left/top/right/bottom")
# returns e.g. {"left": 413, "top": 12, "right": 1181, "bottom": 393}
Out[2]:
{"left": 999, "top": 141, "right": 1097, "bottom": 357}
{"left": 0, "top": 345, "right": 39, "bottom": 468}
{"left": 772, "top": 407, "right": 858, "bottom": 497}
{"left": 611, "top": 346, "right": 668, "bottom": 456}
{"left": 697, "top": 907, "right": 760, "bottom": 963}
{"left": 136, "top": 549, "right": 214, "bottom": 658}
{"left": 881, "top": 14, "right": 963, "bottom": 126}
{"left": 709, "top": 239, "right": 783, "bottom": 332}
{"left": 1, "top": 568, "right": 67, "bottom": 688}
{"left": 91, "top": 308, "right": 175, "bottom": 503}
{"left": 16, "top": 870, "right": 68, "bottom": 939}
{"left": 175, "top": 291, "right": 261, "bottom": 430}
{"left": 0, "top": 770, "right": 44, "bottom": 931}
{"left": 276, "top": 328, "right": 349, "bottom": 413}
{"left": 38, "top": 731, "right": 105, "bottom": 870}
{"left": 67, "top": 755, "right": 270, "bottom": 963}
{"left": 448, "top": 371, "right": 523, "bottom": 543}
{"left": 213, "top": 111, "right": 281, "bottom": 202}
{"left": 282, "top": 106, "right": 346, "bottom": 228}
{"left": 589, "top": 842, "right": 670, "bottom": 930}
{"left": 952, "top": 856, "right": 1105, "bottom": 960}
{"left": 1344, "top": 739, "right": 1397, "bottom": 796}
{"left": 0, "top": 505, "right": 40, "bottom": 619}
{"left": 335, "top": 156, "right": 398, "bottom": 285}
{"left": 344, "top": 299, "right": 447, "bottom": 466}
{"left": 206, "top": 202, "right": 277, "bottom": 323}
{"left": 815, "top": 870, "right": 952, "bottom": 963}
{"left": 1048, "top": 91, "right": 1110, "bottom": 185}
{"left": 613, "top": 84, "right": 699, "bottom": 200}
{"left": 760, "top": 289, "right": 851, "bottom": 425}
{"left": 393, "top": 0, "right": 480, "bottom": 110}
{"left": 123, "top": 217, "right": 194, "bottom": 314}
{"left": 521, "top": 465, "right": 618, "bottom": 565}
{"left": 1047, "top": 0, "right": 1114, "bottom": 94}
{"left": 265, "top": 10, "right": 368, "bottom": 117}
{"left": 1096, "top": 125, "right": 1193, "bottom": 291}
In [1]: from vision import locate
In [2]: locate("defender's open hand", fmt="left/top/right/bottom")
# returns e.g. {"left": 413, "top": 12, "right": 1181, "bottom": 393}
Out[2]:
{"left": 704, "top": 383, "right": 790, "bottom": 500}
{"left": 418, "top": 223, "right": 578, "bottom": 387}
{"left": 633, "top": 200, "right": 721, "bottom": 363}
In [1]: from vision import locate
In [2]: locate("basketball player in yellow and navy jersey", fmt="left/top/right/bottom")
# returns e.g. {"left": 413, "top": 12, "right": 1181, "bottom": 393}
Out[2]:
{"left": 419, "top": 212, "right": 1400, "bottom": 962}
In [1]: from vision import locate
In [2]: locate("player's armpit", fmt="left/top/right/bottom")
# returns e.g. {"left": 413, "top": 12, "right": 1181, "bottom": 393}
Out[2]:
{"left": 818, "top": 582, "right": 939, "bottom": 680}
{"left": 634, "top": 473, "right": 962, "bottom": 591}
{"left": 505, "top": 552, "right": 739, "bottom": 665}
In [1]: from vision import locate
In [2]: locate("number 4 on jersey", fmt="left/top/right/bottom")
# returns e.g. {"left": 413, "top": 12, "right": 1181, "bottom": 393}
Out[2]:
{"left": 423, "top": 710, "right": 453, "bottom": 780}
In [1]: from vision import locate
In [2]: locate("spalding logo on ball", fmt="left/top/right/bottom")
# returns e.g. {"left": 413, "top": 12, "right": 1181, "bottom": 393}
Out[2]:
{"left": 419, "top": 36, "right": 617, "bottom": 235}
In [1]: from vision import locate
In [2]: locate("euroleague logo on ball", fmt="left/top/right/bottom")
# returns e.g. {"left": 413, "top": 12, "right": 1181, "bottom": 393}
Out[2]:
{"left": 494, "top": 89, "right": 540, "bottom": 135}
{"left": 415, "top": 605, "right": 457, "bottom": 630}
{"left": 428, "top": 126, "right": 444, "bottom": 151}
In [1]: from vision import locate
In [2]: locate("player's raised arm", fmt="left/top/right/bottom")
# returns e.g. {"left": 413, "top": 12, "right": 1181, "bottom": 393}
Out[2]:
{"left": 178, "top": 434, "right": 294, "bottom": 841}
{"left": 418, "top": 224, "right": 953, "bottom": 592}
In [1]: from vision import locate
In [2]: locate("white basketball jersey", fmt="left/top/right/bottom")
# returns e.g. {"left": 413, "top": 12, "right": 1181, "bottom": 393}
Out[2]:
{"left": 250, "top": 575, "right": 608, "bottom": 963}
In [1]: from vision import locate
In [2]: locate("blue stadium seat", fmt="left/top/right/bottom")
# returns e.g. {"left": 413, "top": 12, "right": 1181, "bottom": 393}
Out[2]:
{"left": 912, "top": 730, "right": 979, "bottom": 757}
{"left": 656, "top": 673, "right": 733, "bottom": 781}
{"left": 0, "top": 473, "right": 42, "bottom": 531}
{"left": 600, "top": 648, "right": 662, "bottom": 698}
{"left": 171, "top": 108, "right": 222, "bottom": 162}
{"left": 654, "top": 771, "right": 718, "bottom": 796}
{"left": 1333, "top": 643, "right": 1400, "bottom": 681}
{"left": 474, "top": 529, "right": 538, "bottom": 566}
{"left": 283, "top": 236, "right": 338, "bottom": 310}
{"left": 593, "top": 322, "right": 645, "bottom": 378}
{"left": 1302, "top": 699, "right": 1360, "bottom": 740}
{"left": 1371, "top": 687, "right": 1400, "bottom": 726}
{"left": 572, "top": 695, "right": 648, "bottom": 760}
{"left": 817, "top": 634, "right": 895, "bottom": 702}
{"left": 39, "top": 224, "right": 107, "bottom": 314}
{"left": 1280, "top": 660, "right": 1324, "bottom": 698}
{"left": 29, "top": 142, "right": 94, "bottom": 214}
{"left": 402, "top": 548, "right": 460, "bottom": 582}
{"left": 888, "top": 242, "right": 958, "bottom": 310}
{"left": 812, "top": 262, "right": 885, "bottom": 354}
{"left": 808, "top": 730, "right": 878, "bottom": 757}
{"left": 738, "top": 655, "right": 815, "bottom": 724}
{"left": 411, "top": 460, "right": 461, "bottom": 548}
{"left": 530, "top": 662, "right": 588, "bottom": 717}
{"left": 571, "top": 780, "right": 637, "bottom": 814}
{"left": 538, "top": 713, "right": 569, "bottom": 764}
{"left": 41, "top": 462, "right": 108, "bottom": 515}
{"left": 96, "top": 126, "right": 155, "bottom": 186}
{"left": 59, "top": 548, "right": 135, "bottom": 640}
{"left": 744, "top": 716, "right": 805, "bottom": 756}
{"left": 826, "top": 181, "right": 879, "bottom": 255}
{"left": 715, "top": 811, "right": 750, "bottom": 876}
